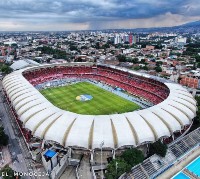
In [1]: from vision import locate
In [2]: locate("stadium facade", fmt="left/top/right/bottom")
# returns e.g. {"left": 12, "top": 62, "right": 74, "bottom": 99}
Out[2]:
{"left": 2, "top": 62, "right": 197, "bottom": 151}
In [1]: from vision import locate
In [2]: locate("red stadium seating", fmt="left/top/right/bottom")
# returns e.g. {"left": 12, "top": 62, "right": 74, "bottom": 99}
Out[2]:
{"left": 23, "top": 66, "right": 169, "bottom": 104}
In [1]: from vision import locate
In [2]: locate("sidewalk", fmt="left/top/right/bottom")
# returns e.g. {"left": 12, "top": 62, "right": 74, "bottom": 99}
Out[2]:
{"left": 0, "top": 146, "right": 12, "bottom": 169}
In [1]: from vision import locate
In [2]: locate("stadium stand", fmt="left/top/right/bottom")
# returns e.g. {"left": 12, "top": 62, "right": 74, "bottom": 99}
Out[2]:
{"left": 121, "top": 127, "right": 200, "bottom": 179}
{"left": 23, "top": 65, "right": 169, "bottom": 104}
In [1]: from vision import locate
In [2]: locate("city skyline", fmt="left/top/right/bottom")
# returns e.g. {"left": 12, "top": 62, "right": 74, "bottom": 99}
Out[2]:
{"left": 0, "top": 0, "right": 200, "bottom": 31}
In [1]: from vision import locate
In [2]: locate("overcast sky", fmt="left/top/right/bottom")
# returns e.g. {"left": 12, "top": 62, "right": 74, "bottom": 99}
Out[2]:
{"left": 0, "top": 0, "right": 200, "bottom": 31}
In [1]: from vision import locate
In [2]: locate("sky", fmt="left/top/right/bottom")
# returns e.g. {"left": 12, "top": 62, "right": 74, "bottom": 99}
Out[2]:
{"left": 0, "top": 0, "right": 200, "bottom": 31}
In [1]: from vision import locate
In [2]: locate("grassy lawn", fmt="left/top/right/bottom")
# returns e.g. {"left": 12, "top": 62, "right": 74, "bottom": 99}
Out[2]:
{"left": 40, "top": 82, "right": 140, "bottom": 115}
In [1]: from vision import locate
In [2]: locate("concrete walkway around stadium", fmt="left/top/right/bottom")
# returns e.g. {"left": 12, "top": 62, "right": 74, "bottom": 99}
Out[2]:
{"left": 157, "top": 147, "right": 200, "bottom": 179}
{"left": 60, "top": 166, "right": 76, "bottom": 179}
{"left": 78, "top": 155, "right": 93, "bottom": 179}
{"left": 0, "top": 146, "right": 12, "bottom": 169}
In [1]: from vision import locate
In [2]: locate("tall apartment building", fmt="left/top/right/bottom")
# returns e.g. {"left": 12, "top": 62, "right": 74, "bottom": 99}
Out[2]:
{"left": 114, "top": 34, "right": 121, "bottom": 44}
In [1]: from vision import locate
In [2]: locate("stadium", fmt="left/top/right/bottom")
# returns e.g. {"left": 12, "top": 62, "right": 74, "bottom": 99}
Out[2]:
{"left": 1, "top": 63, "right": 197, "bottom": 167}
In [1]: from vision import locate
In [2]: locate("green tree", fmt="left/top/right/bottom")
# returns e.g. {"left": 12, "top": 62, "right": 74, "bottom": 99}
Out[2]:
{"left": 141, "top": 44, "right": 146, "bottom": 48}
{"left": 121, "top": 148, "right": 144, "bottom": 166}
{"left": 36, "top": 46, "right": 68, "bottom": 60}
{"left": 102, "top": 43, "right": 110, "bottom": 49}
{"left": 81, "top": 46, "right": 87, "bottom": 49}
{"left": 126, "top": 57, "right": 132, "bottom": 63}
{"left": 0, "top": 127, "right": 9, "bottom": 147}
{"left": 155, "top": 66, "right": 162, "bottom": 72}
{"left": 75, "top": 57, "right": 83, "bottom": 62}
{"left": 189, "top": 96, "right": 200, "bottom": 132}
{"left": 0, "top": 165, "right": 15, "bottom": 179}
{"left": 0, "top": 64, "right": 12, "bottom": 74}
{"left": 197, "top": 62, "right": 200, "bottom": 68}
{"left": 195, "top": 55, "right": 200, "bottom": 63}
{"left": 11, "top": 44, "right": 18, "bottom": 48}
{"left": 69, "top": 45, "right": 78, "bottom": 51}
{"left": 105, "top": 159, "right": 131, "bottom": 179}
{"left": 155, "top": 44, "right": 163, "bottom": 49}
{"left": 133, "top": 66, "right": 140, "bottom": 71}
{"left": 147, "top": 54, "right": 154, "bottom": 58}
{"left": 194, "top": 96, "right": 200, "bottom": 123}
{"left": 149, "top": 140, "right": 167, "bottom": 157}
{"left": 156, "top": 61, "right": 163, "bottom": 66}
{"left": 95, "top": 42, "right": 100, "bottom": 49}
{"left": 33, "top": 59, "right": 41, "bottom": 63}
{"left": 117, "top": 54, "right": 126, "bottom": 62}
{"left": 142, "top": 65, "right": 149, "bottom": 71}
{"left": 140, "top": 59, "right": 146, "bottom": 64}
{"left": 192, "top": 63, "right": 196, "bottom": 70}
{"left": 132, "top": 58, "right": 139, "bottom": 64}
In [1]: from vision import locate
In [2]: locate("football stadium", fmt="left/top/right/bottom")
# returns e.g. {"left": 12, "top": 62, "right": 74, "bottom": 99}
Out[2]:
{"left": 2, "top": 62, "right": 197, "bottom": 149}
{"left": 1, "top": 62, "right": 197, "bottom": 177}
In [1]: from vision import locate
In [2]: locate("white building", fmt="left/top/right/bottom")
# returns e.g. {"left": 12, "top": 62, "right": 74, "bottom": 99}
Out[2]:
{"left": 114, "top": 34, "right": 121, "bottom": 44}
{"left": 175, "top": 36, "right": 187, "bottom": 44}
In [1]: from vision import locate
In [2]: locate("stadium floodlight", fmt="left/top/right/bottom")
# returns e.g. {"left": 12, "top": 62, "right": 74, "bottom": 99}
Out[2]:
{"left": 100, "top": 141, "right": 104, "bottom": 148}
{"left": 100, "top": 141, "right": 104, "bottom": 179}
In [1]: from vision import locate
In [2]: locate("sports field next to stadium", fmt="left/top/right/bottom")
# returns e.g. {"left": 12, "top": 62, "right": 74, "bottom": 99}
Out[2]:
{"left": 40, "top": 82, "right": 140, "bottom": 115}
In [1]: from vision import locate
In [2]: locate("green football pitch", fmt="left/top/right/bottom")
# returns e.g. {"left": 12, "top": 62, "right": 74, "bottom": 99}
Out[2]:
{"left": 40, "top": 82, "right": 140, "bottom": 115}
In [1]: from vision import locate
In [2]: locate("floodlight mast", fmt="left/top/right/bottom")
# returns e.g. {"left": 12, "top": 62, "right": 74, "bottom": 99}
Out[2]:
{"left": 100, "top": 141, "right": 104, "bottom": 179}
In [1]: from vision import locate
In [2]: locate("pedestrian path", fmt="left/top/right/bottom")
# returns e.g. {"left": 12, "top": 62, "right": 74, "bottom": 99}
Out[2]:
{"left": 0, "top": 146, "right": 11, "bottom": 169}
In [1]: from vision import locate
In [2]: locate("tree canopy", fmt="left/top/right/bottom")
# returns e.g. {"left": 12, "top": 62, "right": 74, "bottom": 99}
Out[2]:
{"left": 155, "top": 66, "right": 162, "bottom": 72}
{"left": 105, "top": 159, "right": 131, "bottom": 179}
{"left": 105, "top": 148, "right": 144, "bottom": 179}
{"left": 117, "top": 55, "right": 139, "bottom": 64}
{"left": 194, "top": 96, "right": 200, "bottom": 123}
{"left": 69, "top": 45, "right": 78, "bottom": 51}
{"left": 149, "top": 140, "right": 167, "bottom": 157}
{"left": 0, "top": 165, "right": 15, "bottom": 179}
{"left": 142, "top": 65, "right": 149, "bottom": 71}
{"left": 0, "top": 63, "right": 12, "bottom": 74}
{"left": 36, "top": 46, "right": 68, "bottom": 60}
{"left": 117, "top": 54, "right": 126, "bottom": 62}
{"left": 0, "top": 127, "right": 9, "bottom": 147}
{"left": 189, "top": 96, "right": 200, "bottom": 131}
{"left": 183, "top": 43, "right": 200, "bottom": 56}
{"left": 140, "top": 59, "right": 146, "bottom": 64}
{"left": 121, "top": 148, "right": 144, "bottom": 166}
{"left": 195, "top": 55, "right": 200, "bottom": 63}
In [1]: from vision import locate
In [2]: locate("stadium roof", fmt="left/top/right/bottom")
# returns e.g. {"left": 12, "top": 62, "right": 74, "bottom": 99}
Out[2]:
{"left": 2, "top": 64, "right": 197, "bottom": 150}
{"left": 10, "top": 59, "right": 40, "bottom": 71}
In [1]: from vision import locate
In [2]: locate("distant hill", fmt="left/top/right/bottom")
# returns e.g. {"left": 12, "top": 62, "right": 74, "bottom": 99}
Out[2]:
{"left": 135, "top": 20, "right": 200, "bottom": 33}
{"left": 102, "top": 20, "right": 200, "bottom": 33}
{"left": 181, "top": 20, "right": 200, "bottom": 27}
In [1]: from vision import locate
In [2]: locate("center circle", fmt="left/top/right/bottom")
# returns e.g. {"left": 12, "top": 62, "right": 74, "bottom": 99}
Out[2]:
{"left": 76, "top": 94, "right": 93, "bottom": 102}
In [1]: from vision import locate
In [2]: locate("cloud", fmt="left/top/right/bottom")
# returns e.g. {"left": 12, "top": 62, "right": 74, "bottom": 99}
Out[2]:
{"left": 89, "top": 13, "right": 200, "bottom": 30}
{"left": 0, "top": 0, "right": 199, "bottom": 30}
